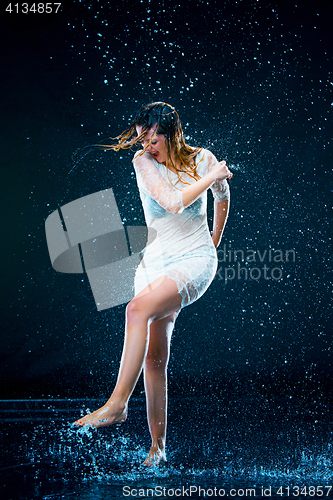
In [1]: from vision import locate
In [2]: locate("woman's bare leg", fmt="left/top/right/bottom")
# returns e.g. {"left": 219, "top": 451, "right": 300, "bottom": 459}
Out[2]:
{"left": 143, "top": 313, "right": 176, "bottom": 466}
{"left": 75, "top": 276, "right": 181, "bottom": 428}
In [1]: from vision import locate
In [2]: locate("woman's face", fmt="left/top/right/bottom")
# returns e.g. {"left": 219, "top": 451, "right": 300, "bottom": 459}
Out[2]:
{"left": 136, "top": 125, "right": 169, "bottom": 164}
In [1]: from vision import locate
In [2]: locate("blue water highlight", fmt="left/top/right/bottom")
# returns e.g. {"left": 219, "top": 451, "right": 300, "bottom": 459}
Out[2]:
{"left": 1, "top": 397, "right": 332, "bottom": 499}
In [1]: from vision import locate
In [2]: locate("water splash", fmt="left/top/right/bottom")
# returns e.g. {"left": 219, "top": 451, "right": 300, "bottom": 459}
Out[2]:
{"left": 2, "top": 397, "right": 332, "bottom": 500}
{"left": 229, "top": 163, "right": 246, "bottom": 173}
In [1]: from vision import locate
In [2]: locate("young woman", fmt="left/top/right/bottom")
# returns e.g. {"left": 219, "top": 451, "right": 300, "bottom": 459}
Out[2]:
{"left": 75, "top": 102, "right": 232, "bottom": 466}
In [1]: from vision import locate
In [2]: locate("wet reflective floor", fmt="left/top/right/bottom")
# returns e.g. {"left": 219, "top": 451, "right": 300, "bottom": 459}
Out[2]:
{"left": 1, "top": 394, "right": 333, "bottom": 499}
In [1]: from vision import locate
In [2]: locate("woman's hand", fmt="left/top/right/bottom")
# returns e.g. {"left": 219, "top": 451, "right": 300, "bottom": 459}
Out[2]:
{"left": 180, "top": 160, "right": 232, "bottom": 210}
{"left": 210, "top": 161, "right": 233, "bottom": 181}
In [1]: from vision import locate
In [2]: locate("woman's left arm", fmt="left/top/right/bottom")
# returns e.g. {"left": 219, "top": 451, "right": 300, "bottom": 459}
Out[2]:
{"left": 212, "top": 199, "right": 229, "bottom": 248}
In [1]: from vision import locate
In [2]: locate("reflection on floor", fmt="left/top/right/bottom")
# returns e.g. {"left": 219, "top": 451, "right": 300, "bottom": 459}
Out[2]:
{"left": 1, "top": 395, "right": 332, "bottom": 499}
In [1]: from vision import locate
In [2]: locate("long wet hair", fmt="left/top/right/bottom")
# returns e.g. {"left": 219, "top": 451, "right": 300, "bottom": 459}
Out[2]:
{"left": 100, "top": 102, "right": 202, "bottom": 183}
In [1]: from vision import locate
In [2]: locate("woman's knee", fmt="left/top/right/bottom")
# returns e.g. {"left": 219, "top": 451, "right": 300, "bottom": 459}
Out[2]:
{"left": 126, "top": 296, "right": 149, "bottom": 322}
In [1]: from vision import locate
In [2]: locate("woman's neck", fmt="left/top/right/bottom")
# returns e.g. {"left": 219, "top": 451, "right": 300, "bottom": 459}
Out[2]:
{"left": 165, "top": 151, "right": 181, "bottom": 173}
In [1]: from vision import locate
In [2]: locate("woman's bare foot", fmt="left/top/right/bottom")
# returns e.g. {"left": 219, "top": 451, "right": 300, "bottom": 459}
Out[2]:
{"left": 143, "top": 439, "right": 167, "bottom": 467}
{"left": 74, "top": 400, "right": 127, "bottom": 428}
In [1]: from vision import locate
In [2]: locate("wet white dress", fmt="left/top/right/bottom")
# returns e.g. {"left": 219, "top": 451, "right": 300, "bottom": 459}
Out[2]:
{"left": 133, "top": 148, "right": 230, "bottom": 308}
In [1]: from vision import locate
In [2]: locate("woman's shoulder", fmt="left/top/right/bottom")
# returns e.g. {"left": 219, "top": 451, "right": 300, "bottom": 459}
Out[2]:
{"left": 132, "top": 150, "right": 154, "bottom": 164}
{"left": 133, "top": 150, "right": 143, "bottom": 161}
{"left": 195, "top": 148, "right": 217, "bottom": 168}
{"left": 200, "top": 147, "right": 216, "bottom": 158}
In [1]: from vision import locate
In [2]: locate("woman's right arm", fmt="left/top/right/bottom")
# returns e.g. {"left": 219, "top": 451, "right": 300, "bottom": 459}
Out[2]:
{"left": 133, "top": 152, "right": 232, "bottom": 214}
{"left": 181, "top": 161, "right": 232, "bottom": 209}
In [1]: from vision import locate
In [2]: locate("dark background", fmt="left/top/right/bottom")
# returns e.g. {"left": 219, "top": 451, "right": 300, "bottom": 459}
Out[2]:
{"left": 1, "top": 0, "right": 332, "bottom": 401}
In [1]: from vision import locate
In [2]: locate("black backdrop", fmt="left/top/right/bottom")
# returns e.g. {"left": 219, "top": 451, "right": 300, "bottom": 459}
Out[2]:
{"left": 1, "top": 0, "right": 332, "bottom": 401}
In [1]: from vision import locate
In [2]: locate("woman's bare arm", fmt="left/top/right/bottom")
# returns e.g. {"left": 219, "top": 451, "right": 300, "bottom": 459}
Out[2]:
{"left": 134, "top": 153, "right": 232, "bottom": 214}
{"left": 181, "top": 161, "right": 232, "bottom": 210}
{"left": 212, "top": 199, "right": 229, "bottom": 248}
